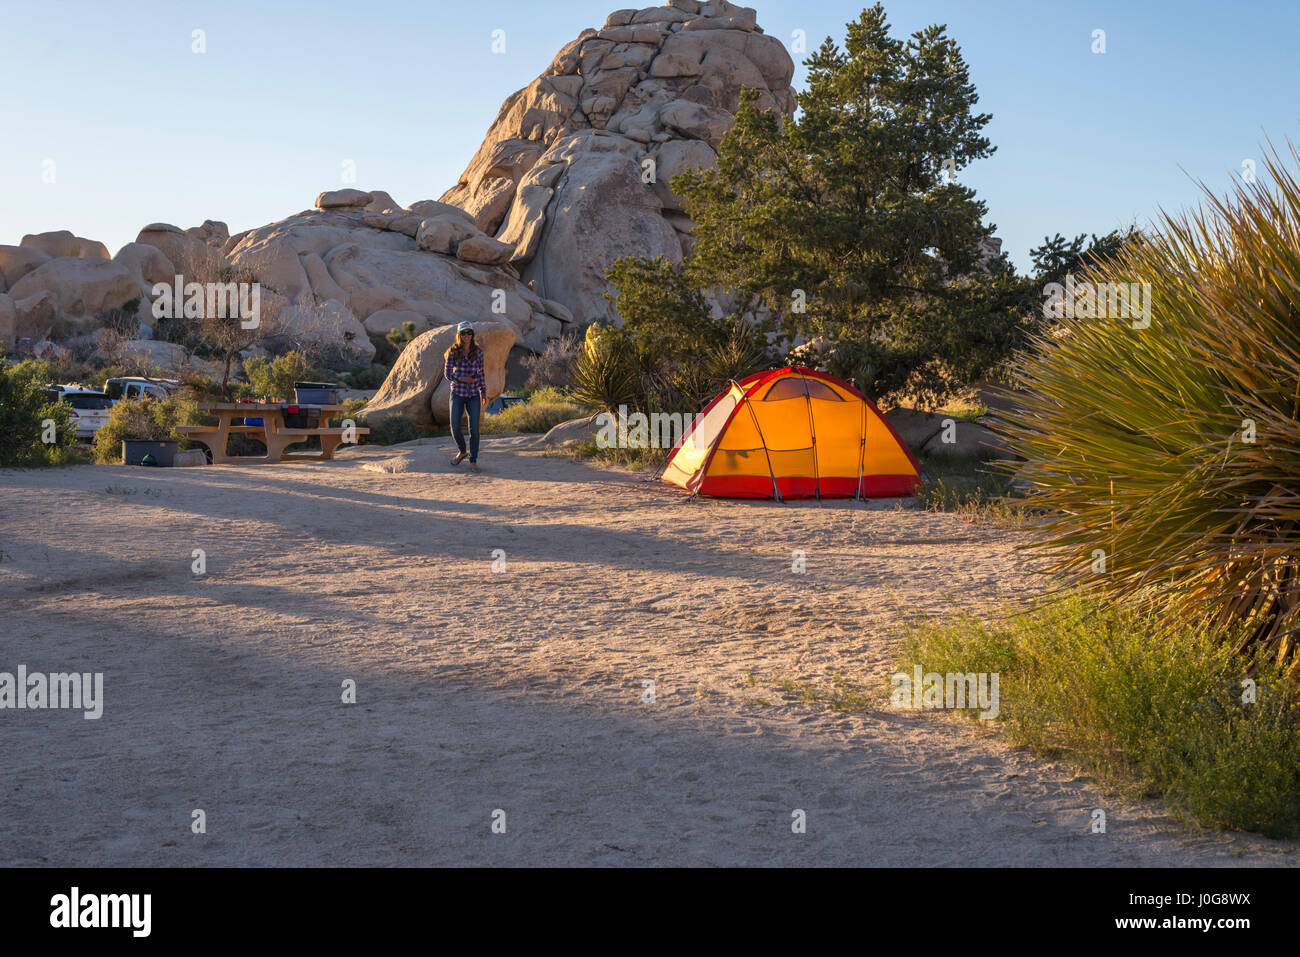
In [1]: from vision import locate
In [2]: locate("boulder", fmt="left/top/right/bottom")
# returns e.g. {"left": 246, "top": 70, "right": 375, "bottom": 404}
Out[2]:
{"left": 0, "top": 293, "right": 14, "bottom": 349}
{"left": 659, "top": 99, "right": 734, "bottom": 149}
{"left": 12, "top": 290, "right": 58, "bottom": 343}
{"left": 456, "top": 233, "right": 514, "bottom": 265}
{"left": 540, "top": 415, "right": 602, "bottom": 447}
{"left": 885, "top": 408, "right": 1017, "bottom": 460}
{"left": 361, "top": 323, "right": 458, "bottom": 430}
{"left": 19, "top": 230, "right": 110, "bottom": 260}
{"left": 650, "top": 138, "right": 717, "bottom": 210}
{"left": 316, "top": 188, "right": 373, "bottom": 209}
{"left": 136, "top": 223, "right": 212, "bottom": 274}
{"left": 884, "top": 409, "right": 947, "bottom": 452}
{"left": 415, "top": 215, "right": 479, "bottom": 255}
{"left": 8, "top": 258, "right": 140, "bottom": 323}
{"left": 185, "top": 220, "right": 230, "bottom": 248}
{"left": 407, "top": 199, "right": 476, "bottom": 222}
{"left": 364, "top": 190, "right": 403, "bottom": 213}
{"left": 541, "top": 298, "right": 574, "bottom": 324}
{"left": 920, "top": 419, "right": 1017, "bottom": 460}
{"left": 362, "top": 212, "right": 422, "bottom": 237}
{"left": 113, "top": 242, "right": 176, "bottom": 296}
{"left": 494, "top": 180, "right": 554, "bottom": 264}
{"left": 300, "top": 252, "right": 349, "bottom": 302}
{"left": 0, "top": 245, "right": 53, "bottom": 288}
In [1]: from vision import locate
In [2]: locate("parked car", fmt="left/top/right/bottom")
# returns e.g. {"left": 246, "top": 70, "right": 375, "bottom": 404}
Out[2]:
{"left": 50, "top": 388, "right": 114, "bottom": 440}
{"left": 103, "top": 376, "right": 180, "bottom": 402}
{"left": 485, "top": 394, "right": 525, "bottom": 415}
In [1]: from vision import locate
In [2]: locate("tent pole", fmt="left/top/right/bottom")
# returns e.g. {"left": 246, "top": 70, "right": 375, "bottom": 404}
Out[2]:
{"left": 855, "top": 392, "right": 867, "bottom": 502}
{"left": 734, "top": 378, "right": 783, "bottom": 503}
{"left": 801, "top": 377, "right": 821, "bottom": 504}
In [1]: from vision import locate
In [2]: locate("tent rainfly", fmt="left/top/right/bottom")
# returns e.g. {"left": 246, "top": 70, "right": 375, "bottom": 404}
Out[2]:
{"left": 660, "top": 367, "right": 922, "bottom": 500}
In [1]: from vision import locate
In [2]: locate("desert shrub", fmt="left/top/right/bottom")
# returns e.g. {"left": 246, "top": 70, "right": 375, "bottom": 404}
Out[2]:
{"left": 915, "top": 457, "right": 1035, "bottom": 527}
{"left": 899, "top": 595, "right": 1300, "bottom": 837}
{"left": 522, "top": 333, "right": 580, "bottom": 389}
{"left": 343, "top": 366, "right": 387, "bottom": 390}
{"left": 177, "top": 370, "right": 227, "bottom": 401}
{"left": 92, "top": 395, "right": 205, "bottom": 464}
{"left": 365, "top": 322, "right": 418, "bottom": 372}
{"left": 241, "top": 350, "right": 324, "bottom": 401}
{"left": 0, "top": 358, "right": 79, "bottom": 467}
{"left": 369, "top": 414, "right": 420, "bottom": 446}
{"left": 481, "top": 387, "right": 585, "bottom": 435}
{"left": 558, "top": 438, "right": 669, "bottom": 471}
{"left": 998, "top": 143, "right": 1300, "bottom": 672}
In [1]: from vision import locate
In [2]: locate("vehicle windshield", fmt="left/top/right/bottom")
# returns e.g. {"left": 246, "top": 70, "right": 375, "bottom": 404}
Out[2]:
{"left": 65, "top": 394, "right": 113, "bottom": 410}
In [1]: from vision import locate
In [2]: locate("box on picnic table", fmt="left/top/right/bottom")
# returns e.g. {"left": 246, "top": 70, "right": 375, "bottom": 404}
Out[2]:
{"left": 282, "top": 405, "right": 322, "bottom": 429}
{"left": 294, "top": 382, "right": 342, "bottom": 405}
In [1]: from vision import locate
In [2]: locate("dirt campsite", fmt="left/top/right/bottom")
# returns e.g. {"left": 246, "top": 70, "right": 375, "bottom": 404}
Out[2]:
{"left": 1, "top": 439, "right": 1292, "bottom": 866}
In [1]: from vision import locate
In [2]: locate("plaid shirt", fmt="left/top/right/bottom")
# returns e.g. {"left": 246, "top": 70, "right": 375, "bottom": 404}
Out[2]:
{"left": 445, "top": 346, "right": 486, "bottom": 398}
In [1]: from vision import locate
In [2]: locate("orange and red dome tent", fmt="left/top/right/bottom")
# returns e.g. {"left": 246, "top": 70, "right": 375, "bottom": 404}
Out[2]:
{"left": 660, "top": 367, "right": 922, "bottom": 501}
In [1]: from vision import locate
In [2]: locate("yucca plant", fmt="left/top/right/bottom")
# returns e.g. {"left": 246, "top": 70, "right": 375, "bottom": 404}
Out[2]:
{"left": 998, "top": 142, "right": 1300, "bottom": 674}
{"left": 569, "top": 325, "right": 641, "bottom": 416}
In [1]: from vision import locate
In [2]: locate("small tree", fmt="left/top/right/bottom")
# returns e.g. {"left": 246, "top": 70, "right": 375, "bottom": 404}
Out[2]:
{"left": 242, "top": 350, "right": 322, "bottom": 402}
{"left": 190, "top": 285, "right": 297, "bottom": 398}
{"left": 0, "top": 358, "right": 76, "bottom": 467}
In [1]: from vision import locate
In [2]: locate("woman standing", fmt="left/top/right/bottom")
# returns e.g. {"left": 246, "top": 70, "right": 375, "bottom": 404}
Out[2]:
{"left": 445, "top": 321, "right": 486, "bottom": 473}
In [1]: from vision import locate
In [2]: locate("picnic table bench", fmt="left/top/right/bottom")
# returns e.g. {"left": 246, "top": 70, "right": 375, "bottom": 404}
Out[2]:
{"left": 178, "top": 402, "right": 369, "bottom": 465}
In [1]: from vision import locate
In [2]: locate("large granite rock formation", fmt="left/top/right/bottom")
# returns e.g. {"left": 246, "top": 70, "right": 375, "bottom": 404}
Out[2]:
{"left": 439, "top": 0, "right": 795, "bottom": 326}
{"left": 0, "top": 1, "right": 795, "bottom": 381}
{"left": 222, "top": 190, "right": 573, "bottom": 363}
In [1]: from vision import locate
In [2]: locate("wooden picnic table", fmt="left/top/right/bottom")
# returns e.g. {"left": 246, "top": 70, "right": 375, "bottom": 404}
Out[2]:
{"left": 177, "top": 402, "right": 369, "bottom": 465}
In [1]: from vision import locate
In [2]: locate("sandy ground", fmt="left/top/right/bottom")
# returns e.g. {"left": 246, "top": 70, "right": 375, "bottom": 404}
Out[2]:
{"left": 1, "top": 435, "right": 1295, "bottom": 867}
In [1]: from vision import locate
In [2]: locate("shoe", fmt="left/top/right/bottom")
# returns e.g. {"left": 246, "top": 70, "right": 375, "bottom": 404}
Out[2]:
{"left": 470, "top": 462, "right": 481, "bottom": 473}
{"left": 451, "top": 451, "right": 468, "bottom": 466}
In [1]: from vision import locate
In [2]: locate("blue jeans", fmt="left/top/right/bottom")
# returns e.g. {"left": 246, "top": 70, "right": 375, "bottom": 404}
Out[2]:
{"left": 450, "top": 393, "right": 481, "bottom": 462}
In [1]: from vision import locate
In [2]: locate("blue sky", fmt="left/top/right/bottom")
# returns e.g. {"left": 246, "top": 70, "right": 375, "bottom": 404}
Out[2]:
{"left": 2, "top": 0, "right": 1297, "bottom": 272}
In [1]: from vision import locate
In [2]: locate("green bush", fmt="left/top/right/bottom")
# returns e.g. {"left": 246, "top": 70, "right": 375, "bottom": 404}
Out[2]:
{"left": 914, "top": 457, "right": 1034, "bottom": 527}
{"left": 369, "top": 414, "right": 420, "bottom": 446}
{"left": 343, "top": 366, "right": 387, "bottom": 390}
{"left": 899, "top": 595, "right": 1300, "bottom": 837}
{"left": 0, "top": 358, "right": 80, "bottom": 467}
{"left": 481, "top": 388, "right": 585, "bottom": 435}
{"left": 560, "top": 438, "right": 669, "bottom": 472}
{"left": 92, "top": 396, "right": 204, "bottom": 464}
{"left": 241, "top": 351, "right": 323, "bottom": 402}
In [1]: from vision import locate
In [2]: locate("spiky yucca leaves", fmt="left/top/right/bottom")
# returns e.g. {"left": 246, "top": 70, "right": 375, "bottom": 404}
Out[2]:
{"left": 1000, "top": 144, "right": 1300, "bottom": 673}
